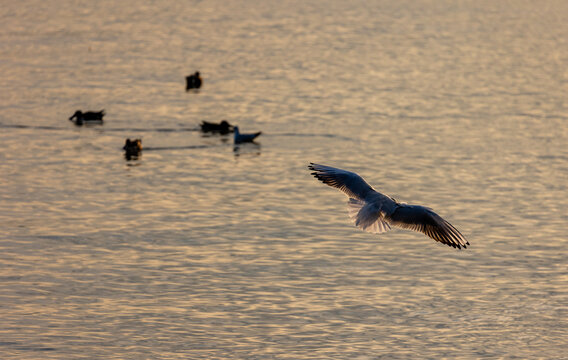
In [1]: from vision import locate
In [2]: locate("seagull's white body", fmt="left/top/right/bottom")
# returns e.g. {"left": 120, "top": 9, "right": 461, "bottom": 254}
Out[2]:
{"left": 308, "top": 163, "right": 469, "bottom": 249}
{"left": 234, "top": 126, "right": 261, "bottom": 144}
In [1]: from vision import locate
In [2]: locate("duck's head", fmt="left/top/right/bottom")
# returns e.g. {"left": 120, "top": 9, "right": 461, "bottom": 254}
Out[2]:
{"left": 124, "top": 138, "right": 142, "bottom": 151}
{"left": 69, "top": 110, "right": 82, "bottom": 120}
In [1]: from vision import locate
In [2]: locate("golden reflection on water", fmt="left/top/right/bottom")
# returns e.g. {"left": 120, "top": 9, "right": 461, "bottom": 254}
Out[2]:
{"left": 1, "top": 0, "right": 567, "bottom": 358}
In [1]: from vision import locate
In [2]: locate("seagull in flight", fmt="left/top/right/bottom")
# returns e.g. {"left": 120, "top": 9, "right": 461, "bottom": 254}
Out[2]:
{"left": 308, "top": 163, "right": 469, "bottom": 249}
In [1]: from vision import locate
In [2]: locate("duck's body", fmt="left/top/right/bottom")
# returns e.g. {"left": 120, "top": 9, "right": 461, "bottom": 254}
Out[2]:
{"left": 69, "top": 110, "right": 105, "bottom": 125}
{"left": 185, "top": 72, "right": 202, "bottom": 90}
{"left": 200, "top": 120, "right": 233, "bottom": 134}
{"left": 308, "top": 163, "right": 469, "bottom": 249}
{"left": 233, "top": 126, "right": 261, "bottom": 144}
{"left": 123, "top": 138, "right": 142, "bottom": 157}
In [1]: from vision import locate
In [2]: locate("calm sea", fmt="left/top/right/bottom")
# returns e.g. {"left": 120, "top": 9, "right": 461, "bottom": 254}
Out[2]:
{"left": 1, "top": 0, "right": 567, "bottom": 358}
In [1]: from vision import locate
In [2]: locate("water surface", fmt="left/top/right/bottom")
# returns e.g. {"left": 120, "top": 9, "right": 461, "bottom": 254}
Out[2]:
{"left": 1, "top": 0, "right": 567, "bottom": 358}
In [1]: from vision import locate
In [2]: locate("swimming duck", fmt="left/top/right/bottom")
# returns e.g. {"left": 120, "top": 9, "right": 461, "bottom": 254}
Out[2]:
{"left": 200, "top": 120, "right": 233, "bottom": 134}
{"left": 185, "top": 71, "right": 202, "bottom": 91}
{"left": 233, "top": 126, "right": 262, "bottom": 144}
{"left": 123, "top": 138, "right": 142, "bottom": 156}
{"left": 69, "top": 110, "right": 105, "bottom": 125}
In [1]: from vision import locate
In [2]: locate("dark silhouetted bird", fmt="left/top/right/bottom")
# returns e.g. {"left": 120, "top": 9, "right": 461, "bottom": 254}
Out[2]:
{"left": 69, "top": 110, "right": 105, "bottom": 125}
{"left": 123, "top": 138, "right": 142, "bottom": 158}
{"left": 185, "top": 71, "right": 202, "bottom": 91}
{"left": 200, "top": 120, "right": 233, "bottom": 134}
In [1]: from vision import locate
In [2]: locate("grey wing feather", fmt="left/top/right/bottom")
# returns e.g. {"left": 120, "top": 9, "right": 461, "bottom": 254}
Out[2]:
{"left": 308, "top": 163, "right": 374, "bottom": 200}
{"left": 388, "top": 204, "right": 469, "bottom": 249}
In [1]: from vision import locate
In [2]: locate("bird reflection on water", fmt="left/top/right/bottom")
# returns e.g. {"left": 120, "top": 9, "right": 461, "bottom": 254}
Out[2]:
{"left": 122, "top": 143, "right": 217, "bottom": 161}
{"left": 233, "top": 142, "right": 261, "bottom": 157}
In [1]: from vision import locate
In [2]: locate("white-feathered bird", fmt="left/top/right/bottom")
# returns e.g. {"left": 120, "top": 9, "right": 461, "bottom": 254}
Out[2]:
{"left": 234, "top": 126, "right": 261, "bottom": 144}
{"left": 308, "top": 163, "right": 469, "bottom": 249}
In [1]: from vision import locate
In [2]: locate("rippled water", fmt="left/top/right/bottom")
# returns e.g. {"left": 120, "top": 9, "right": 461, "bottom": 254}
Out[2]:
{"left": 1, "top": 0, "right": 567, "bottom": 358}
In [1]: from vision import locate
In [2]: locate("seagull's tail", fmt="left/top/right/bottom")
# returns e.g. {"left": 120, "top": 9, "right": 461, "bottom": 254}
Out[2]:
{"left": 348, "top": 198, "right": 391, "bottom": 234}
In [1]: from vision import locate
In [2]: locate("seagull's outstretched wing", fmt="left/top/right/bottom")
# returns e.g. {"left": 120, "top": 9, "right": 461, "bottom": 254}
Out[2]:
{"left": 388, "top": 204, "right": 469, "bottom": 249}
{"left": 308, "top": 163, "right": 374, "bottom": 200}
